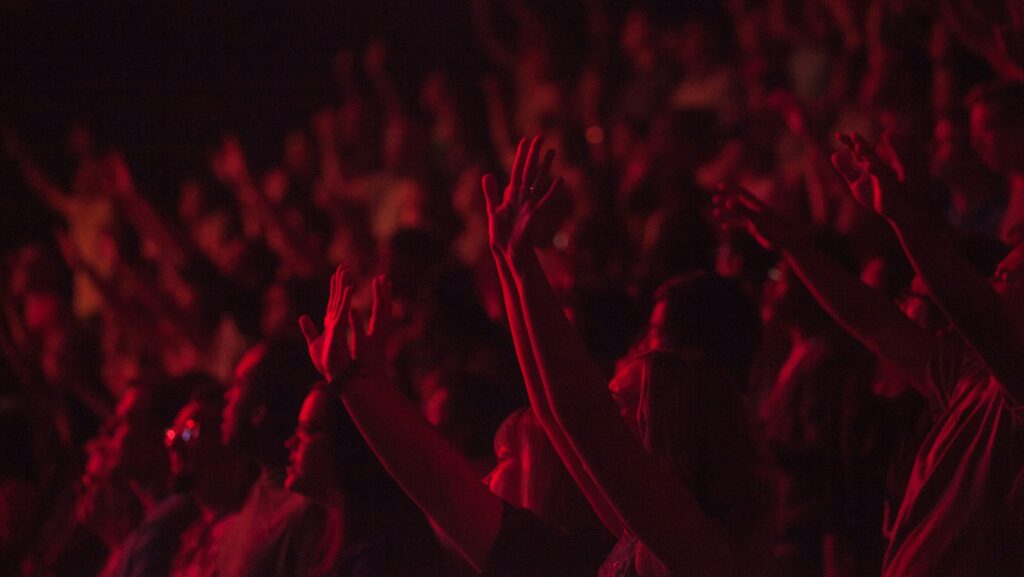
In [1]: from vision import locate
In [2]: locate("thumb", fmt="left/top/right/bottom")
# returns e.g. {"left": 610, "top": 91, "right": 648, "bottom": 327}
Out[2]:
{"left": 298, "top": 315, "right": 320, "bottom": 347}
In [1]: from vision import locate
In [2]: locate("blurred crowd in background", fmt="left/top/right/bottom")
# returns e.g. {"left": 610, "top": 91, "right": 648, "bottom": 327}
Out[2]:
{"left": 2, "top": 0, "right": 1024, "bottom": 576}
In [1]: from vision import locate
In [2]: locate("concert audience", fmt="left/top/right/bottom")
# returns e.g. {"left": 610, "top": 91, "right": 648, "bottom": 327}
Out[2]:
{"left": 3, "top": 1, "right": 1024, "bottom": 576}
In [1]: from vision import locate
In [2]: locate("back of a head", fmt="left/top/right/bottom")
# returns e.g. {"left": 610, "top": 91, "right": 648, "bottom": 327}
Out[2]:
{"left": 633, "top": 350, "right": 768, "bottom": 541}
{"left": 651, "top": 272, "right": 759, "bottom": 386}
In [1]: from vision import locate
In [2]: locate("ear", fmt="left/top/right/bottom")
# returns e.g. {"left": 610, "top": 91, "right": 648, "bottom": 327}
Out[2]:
{"left": 250, "top": 403, "right": 268, "bottom": 429}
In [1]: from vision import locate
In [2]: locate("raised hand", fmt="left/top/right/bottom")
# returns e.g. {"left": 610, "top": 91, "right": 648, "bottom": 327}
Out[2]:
{"left": 300, "top": 267, "right": 395, "bottom": 387}
{"left": 299, "top": 265, "right": 355, "bottom": 383}
{"left": 481, "top": 135, "right": 561, "bottom": 258}
{"left": 711, "top": 184, "right": 803, "bottom": 250}
{"left": 830, "top": 132, "right": 909, "bottom": 220}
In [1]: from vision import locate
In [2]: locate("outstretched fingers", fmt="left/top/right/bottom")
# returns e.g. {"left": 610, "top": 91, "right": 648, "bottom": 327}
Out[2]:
{"left": 327, "top": 267, "right": 340, "bottom": 320}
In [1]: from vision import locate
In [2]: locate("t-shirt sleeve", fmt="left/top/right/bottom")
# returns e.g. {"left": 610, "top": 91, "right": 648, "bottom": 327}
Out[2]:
{"left": 481, "top": 503, "right": 610, "bottom": 577}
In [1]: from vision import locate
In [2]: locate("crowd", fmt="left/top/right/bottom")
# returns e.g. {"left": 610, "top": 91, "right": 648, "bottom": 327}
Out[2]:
{"left": 2, "top": 0, "right": 1024, "bottom": 576}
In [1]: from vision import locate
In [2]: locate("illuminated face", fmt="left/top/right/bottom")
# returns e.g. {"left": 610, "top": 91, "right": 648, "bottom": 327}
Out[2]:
{"left": 166, "top": 401, "right": 224, "bottom": 488}
{"left": 284, "top": 391, "right": 337, "bottom": 500}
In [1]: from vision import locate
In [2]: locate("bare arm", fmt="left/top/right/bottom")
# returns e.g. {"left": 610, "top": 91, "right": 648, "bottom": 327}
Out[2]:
{"left": 299, "top": 270, "right": 503, "bottom": 572}
{"left": 341, "top": 375, "right": 503, "bottom": 571}
{"left": 495, "top": 138, "right": 740, "bottom": 577}
{"left": 835, "top": 133, "right": 1024, "bottom": 403}
{"left": 483, "top": 137, "right": 624, "bottom": 535}
{"left": 713, "top": 185, "right": 935, "bottom": 394}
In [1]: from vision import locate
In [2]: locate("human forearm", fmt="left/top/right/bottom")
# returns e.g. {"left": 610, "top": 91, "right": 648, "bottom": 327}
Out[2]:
{"left": 887, "top": 209, "right": 1024, "bottom": 400}
{"left": 340, "top": 374, "right": 503, "bottom": 571}
{"left": 780, "top": 235, "right": 933, "bottom": 391}
{"left": 492, "top": 246, "right": 623, "bottom": 535}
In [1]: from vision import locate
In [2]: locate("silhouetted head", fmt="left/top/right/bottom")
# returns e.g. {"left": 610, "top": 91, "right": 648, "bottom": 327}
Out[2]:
{"left": 223, "top": 339, "right": 318, "bottom": 469}
{"left": 608, "top": 350, "right": 766, "bottom": 539}
{"left": 647, "top": 272, "right": 759, "bottom": 386}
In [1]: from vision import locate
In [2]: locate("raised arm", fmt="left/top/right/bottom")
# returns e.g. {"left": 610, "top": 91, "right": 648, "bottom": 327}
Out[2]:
{"left": 299, "top": 268, "right": 503, "bottom": 572}
{"left": 712, "top": 184, "right": 935, "bottom": 395}
{"left": 833, "top": 132, "right": 1024, "bottom": 403}
{"left": 495, "top": 138, "right": 739, "bottom": 577}
{"left": 484, "top": 136, "right": 624, "bottom": 537}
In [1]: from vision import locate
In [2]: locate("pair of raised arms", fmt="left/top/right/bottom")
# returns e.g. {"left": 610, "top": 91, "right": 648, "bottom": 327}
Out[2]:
{"left": 715, "top": 131, "right": 1024, "bottom": 404}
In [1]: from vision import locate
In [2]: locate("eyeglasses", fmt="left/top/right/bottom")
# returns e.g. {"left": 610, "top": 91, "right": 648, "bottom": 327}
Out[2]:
{"left": 164, "top": 419, "right": 200, "bottom": 448}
